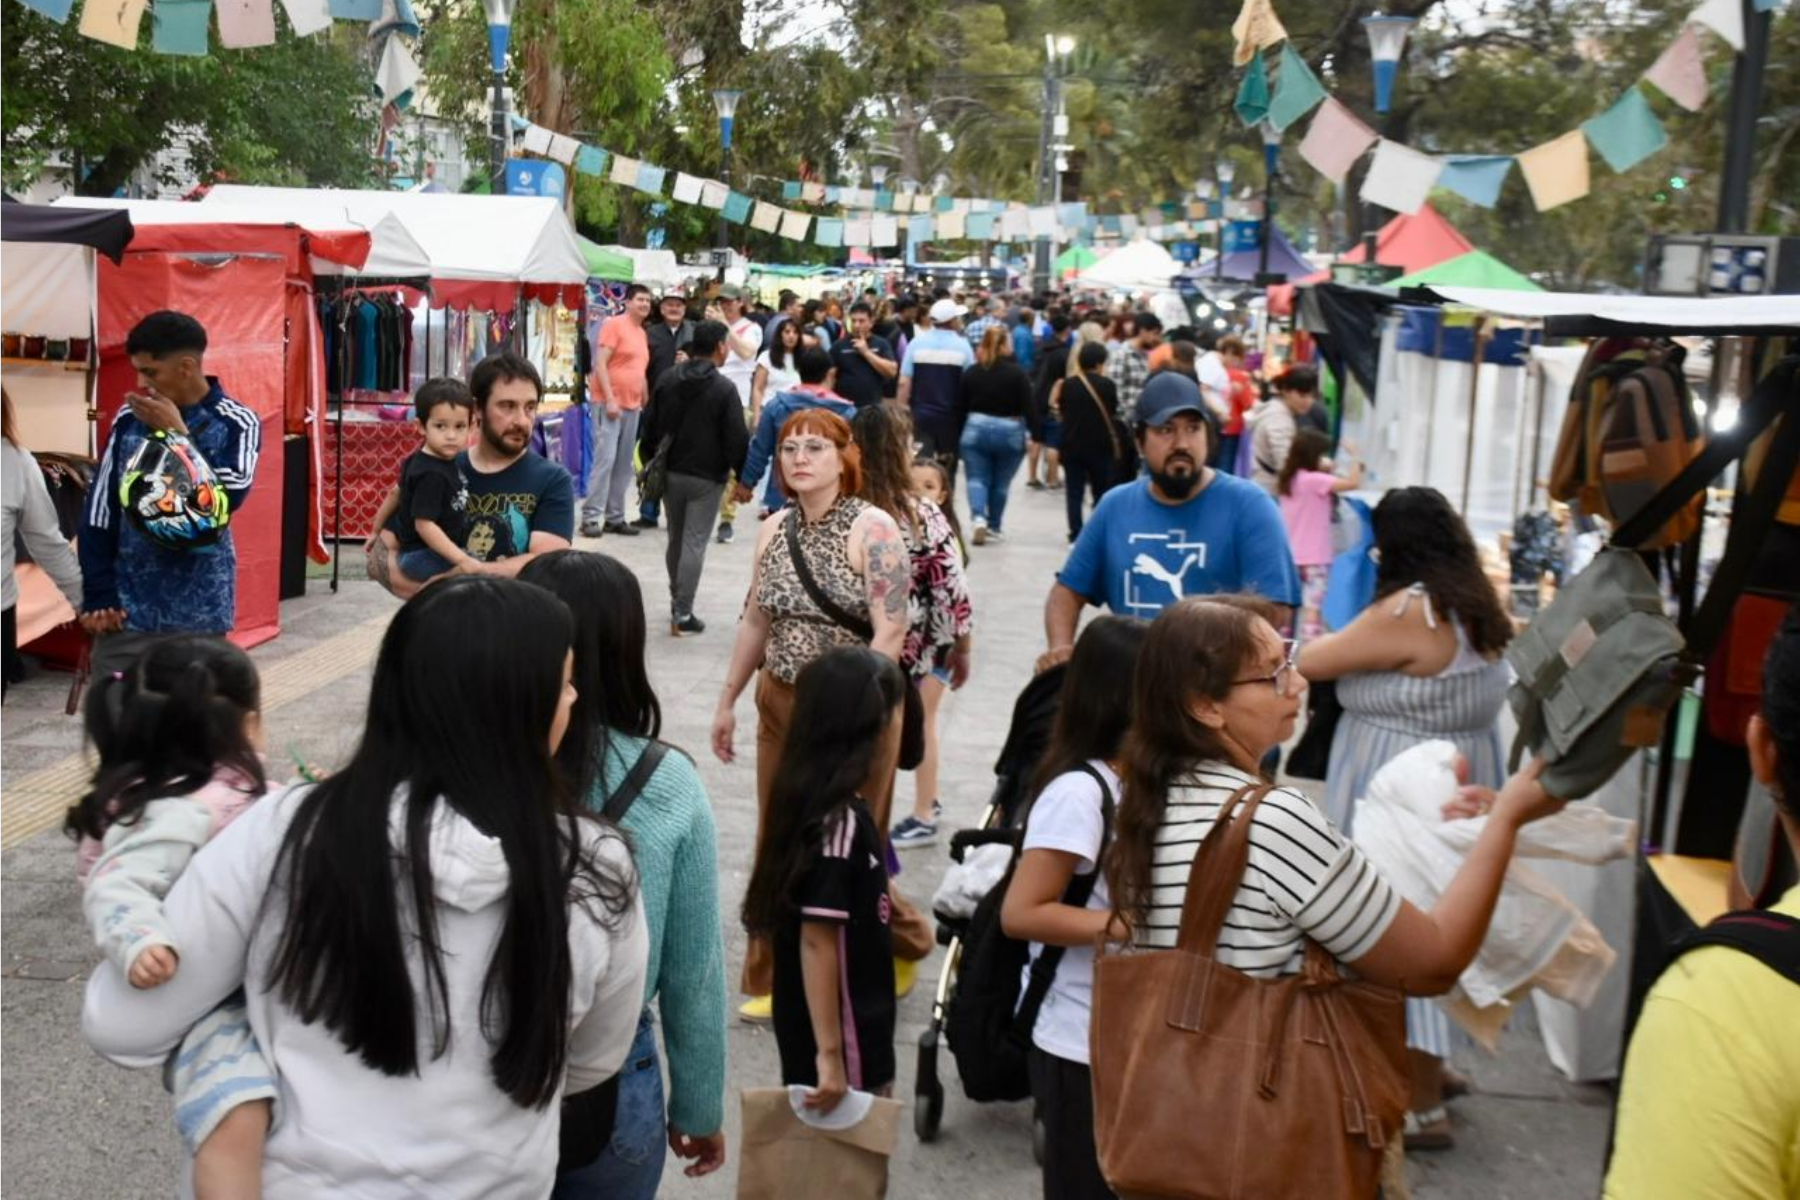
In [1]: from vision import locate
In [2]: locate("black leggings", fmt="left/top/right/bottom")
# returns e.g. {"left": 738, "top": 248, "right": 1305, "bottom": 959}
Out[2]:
{"left": 2, "top": 603, "right": 17, "bottom": 697}
{"left": 1029, "top": 1047, "right": 1116, "bottom": 1200}
{"left": 1060, "top": 456, "right": 1116, "bottom": 540}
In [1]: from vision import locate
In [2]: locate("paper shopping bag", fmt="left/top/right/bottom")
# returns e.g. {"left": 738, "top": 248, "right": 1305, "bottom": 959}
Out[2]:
{"left": 736, "top": 1086, "right": 901, "bottom": 1200}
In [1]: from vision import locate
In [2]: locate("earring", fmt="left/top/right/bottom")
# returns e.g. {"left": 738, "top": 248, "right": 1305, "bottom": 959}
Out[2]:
{"left": 1368, "top": 545, "right": 1381, "bottom": 564}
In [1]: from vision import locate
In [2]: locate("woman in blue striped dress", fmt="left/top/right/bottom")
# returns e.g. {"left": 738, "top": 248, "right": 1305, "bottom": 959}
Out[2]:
{"left": 1298, "top": 487, "right": 1516, "bottom": 1154}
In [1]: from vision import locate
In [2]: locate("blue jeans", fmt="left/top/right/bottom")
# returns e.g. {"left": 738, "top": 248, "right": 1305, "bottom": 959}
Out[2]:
{"left": 554, "top": 1009, "right": 665, "bottom": 1200}
{"left": 397, "top": 546, "right": 457, "bottom": 581}
{"left": 959, "top": 413, "right": 1028, "bottom": 531}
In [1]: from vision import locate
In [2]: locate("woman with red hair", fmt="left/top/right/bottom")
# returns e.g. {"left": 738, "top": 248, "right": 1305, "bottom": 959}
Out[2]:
{"left": 711, "top": 408, "right": 910, "bottom": 1022}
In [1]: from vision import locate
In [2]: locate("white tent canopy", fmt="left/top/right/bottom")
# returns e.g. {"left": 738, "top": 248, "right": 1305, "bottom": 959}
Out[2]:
{"left": 54, "top": 196, "right": 432, "bottom": 279}
{"left": 1072, "top": 238, "right": 1183, "bottom": 291}
{"left": 1416, "top": 287, "right": 1800, "bottom": 332}
{"left": 201, "top": 186, "right": 588, "bottom": 307}
{"left": 601, "top": 245, "right": 683, "bottom": 289}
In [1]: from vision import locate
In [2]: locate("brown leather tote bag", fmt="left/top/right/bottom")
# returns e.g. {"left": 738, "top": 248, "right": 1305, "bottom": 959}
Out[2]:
{"left": 1089, "top": 783, "right": 1410, "bottom": 1199}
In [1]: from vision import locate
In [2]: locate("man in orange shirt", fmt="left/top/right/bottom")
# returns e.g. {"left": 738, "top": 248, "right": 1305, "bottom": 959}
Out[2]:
{"left": 581, "top": 284, "right": 653, "bottom": 537}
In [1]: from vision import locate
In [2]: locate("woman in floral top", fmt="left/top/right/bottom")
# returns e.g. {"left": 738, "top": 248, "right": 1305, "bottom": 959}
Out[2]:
{"left": 711, "top": 408, "right": 910, "bottom": 1022}
{"left": 852, "top": 404, "right": 974, "bottom": 851}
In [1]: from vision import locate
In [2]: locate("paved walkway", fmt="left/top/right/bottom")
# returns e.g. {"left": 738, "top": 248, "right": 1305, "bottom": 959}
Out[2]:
{"left": 0, "top": 473, "right": 1611, "bottom": 1198}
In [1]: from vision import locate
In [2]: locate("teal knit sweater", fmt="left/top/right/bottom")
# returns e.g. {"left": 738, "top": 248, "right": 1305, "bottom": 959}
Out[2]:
{"left": 588, "top": 732, "right": 728, "bottom": 1137}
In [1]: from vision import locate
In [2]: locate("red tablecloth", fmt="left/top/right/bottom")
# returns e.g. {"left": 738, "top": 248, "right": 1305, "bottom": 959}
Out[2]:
{"left": 325, "top": 419, "right": 420, "bottom": 541}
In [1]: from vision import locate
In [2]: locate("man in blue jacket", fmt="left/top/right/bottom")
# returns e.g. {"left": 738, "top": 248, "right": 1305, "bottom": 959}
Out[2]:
{"left": 80, "top": 311, "right": 261, "bottom": 676}
{"left": 733, "top": 347, "right": 856, "bottom": 516}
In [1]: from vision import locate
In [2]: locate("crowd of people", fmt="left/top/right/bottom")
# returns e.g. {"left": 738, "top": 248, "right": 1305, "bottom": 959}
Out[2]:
{"left": 5, "top": 295, "right": 1793, "bottom": 1200}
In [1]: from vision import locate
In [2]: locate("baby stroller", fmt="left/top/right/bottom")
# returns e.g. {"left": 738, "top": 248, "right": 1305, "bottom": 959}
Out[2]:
{"left": 913, "top": 663, "right": 1065, "bottom": 1146}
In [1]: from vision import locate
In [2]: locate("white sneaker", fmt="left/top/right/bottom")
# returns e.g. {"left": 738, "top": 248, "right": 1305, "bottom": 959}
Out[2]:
{"left": 972, "top": 517, "right": 989, "bottom": 546}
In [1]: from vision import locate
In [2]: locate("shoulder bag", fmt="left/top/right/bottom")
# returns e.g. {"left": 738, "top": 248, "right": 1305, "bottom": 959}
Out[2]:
{"left": 635, "top": 375, "right": 707, "bottom": 507}
{"left": 784, "top": 511, "right": 926, "bottom": 771}
{"left": 1070, "top": 374, "right": 1133, "bottom": 479}
{"left": 1089, "top": 783, "right": 1409, "bottom": 1199}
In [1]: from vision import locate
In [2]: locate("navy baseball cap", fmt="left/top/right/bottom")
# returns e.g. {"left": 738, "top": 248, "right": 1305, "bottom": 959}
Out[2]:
{"left": 1136, "top": 372, "right": 1209, "bottom": 428}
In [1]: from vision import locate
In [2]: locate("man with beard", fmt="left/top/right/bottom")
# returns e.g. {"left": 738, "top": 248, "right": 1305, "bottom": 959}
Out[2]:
{"left": 366, "top": 353, "right": 574, "bottom": 599}
{"left": 1037, "top": 372, "right": 1297, "bottom": 671}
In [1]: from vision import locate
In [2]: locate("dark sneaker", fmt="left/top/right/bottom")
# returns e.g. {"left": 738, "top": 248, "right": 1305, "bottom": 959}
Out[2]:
{"left": 671, "top": 614, "right": 706, "bottom": 636}
{"left": 579, "top": 520, "right": 605, "bottom": 538}
{"left": 716, "top": 521, "right": 735, "bottom": 544}
{"left": 891, "top": 816, "right": 938, "bottom": 848}
{"left": 1026, "top": 479, "right": 1047, "bottom": 491}
{"left": 632, "top": 516, "right": 659, "bottom": 529}
{"left": 603, "top": 520, "right": 640, "bottom": 537}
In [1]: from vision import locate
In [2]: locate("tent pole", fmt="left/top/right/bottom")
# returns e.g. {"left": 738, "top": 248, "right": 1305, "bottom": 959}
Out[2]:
{"left": 1460, "top": 315, "right": 1490, "bottom": 517}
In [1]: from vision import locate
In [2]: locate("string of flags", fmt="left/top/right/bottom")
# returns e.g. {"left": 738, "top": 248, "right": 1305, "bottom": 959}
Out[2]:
{"left": 1232, "top": 0, "right": 1790, "bottom": 215}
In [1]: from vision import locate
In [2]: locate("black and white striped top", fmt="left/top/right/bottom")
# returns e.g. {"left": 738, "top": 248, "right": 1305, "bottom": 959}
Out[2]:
{"left": 1135, "top": 762, "right": 1402, "bottom": 977}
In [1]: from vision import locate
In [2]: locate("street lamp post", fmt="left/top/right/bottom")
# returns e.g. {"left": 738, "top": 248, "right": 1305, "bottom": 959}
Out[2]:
{"left": 1035, "top": 33, "right": 1075, "bottom": 293}
{"left": 1360, "top": 13, "right": 1415, "bottom": 268}
{"left": 712, "top": 88, "right": 743, "bottom": 280}
{"left": 483, "top": 0, "right": 515, "bottom": 195}
{"left": 1214, "top": 160, "right": 1236, "bottom": 281}
{"left": 1256, "top": 120, "right": 1285, "bottom": 285}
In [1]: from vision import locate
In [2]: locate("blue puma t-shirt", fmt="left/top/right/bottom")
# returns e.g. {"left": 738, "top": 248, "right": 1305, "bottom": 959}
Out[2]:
{"left": 1056, "top": 472, "right": 1300, "bottom": 618}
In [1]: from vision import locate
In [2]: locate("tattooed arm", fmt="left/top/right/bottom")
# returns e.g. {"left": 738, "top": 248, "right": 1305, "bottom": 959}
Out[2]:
{"left": 853, "top": 509, "right": 909, "bottom": 662}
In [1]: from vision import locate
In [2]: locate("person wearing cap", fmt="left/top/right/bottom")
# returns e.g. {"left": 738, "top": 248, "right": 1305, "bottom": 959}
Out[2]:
{"left": 708, "top": 285, "right": 763, "bottom": 545}
{"left": 1038, "top": 372, "right": 1298, "bottom": 672}
{"left": 897, "top": 298, "right": 976, "bottom": 475}
{"left": 635, "top": 293, "right": 696, "bottom": 528}
{"left": 1105, "top": 311, "right": 1163, "bottom": 427}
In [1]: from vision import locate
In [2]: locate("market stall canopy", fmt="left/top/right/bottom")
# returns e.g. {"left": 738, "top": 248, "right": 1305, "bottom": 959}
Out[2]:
{"left": 1210, "top": 225, "right": 1319, "bottom": 283}
{"left": 1403, "top": 287, "right": 1800, "bottom": 336}
{"left": 54, "top": 197, "right": 409, "bottom": 278}
{"left": 201, "top": 185, "right": 588, "bottom": 310}
{"left": 1391, "top": 249, "right": 1543, "bottom": 292}
{"left": 1072, "top": 239, "right": 1182, "bottom": 290}
{"left": 577, "top": 236, "right": 635, "bottom": 282}
{"left": 1, "top": 200, "right": 133, "bottom": 262}
{"left": 1055, "top": 243, "right": 1099, "bottom": 274}
{"left": 600, "top": 245, "right": 682, "bottom": 288}
{"left": 1335, "top": 204, "right": 1474, "bottom": 276}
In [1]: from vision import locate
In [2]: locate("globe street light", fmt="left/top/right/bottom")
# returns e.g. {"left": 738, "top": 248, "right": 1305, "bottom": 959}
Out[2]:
{"left": 1360, "top": 13, "right": 1415, "bottom": 270}
{"left": 483, "top": 0, "right": 515, "bottom": 194}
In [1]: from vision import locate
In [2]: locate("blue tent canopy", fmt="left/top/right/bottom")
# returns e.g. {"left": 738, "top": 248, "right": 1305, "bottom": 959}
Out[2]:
{"left": 1206, "top": 225, "right": 1318, "bottom": 283}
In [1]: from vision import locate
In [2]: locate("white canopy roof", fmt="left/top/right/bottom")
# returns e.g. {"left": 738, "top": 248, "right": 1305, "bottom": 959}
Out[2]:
{"left": 54, "top": 196, "right": 432, "bottom": 279}
{"left": 1416, "top": 286, "right": 1800, "bottom": 334}
{"left": 201, "top": 186, "right": 587, "bottom": 302}
{"left": 1072, "top": 238, "right": 1183, "bottom": 290}
{"left": 600, "top": 245, "right": 683, "bottom": 288}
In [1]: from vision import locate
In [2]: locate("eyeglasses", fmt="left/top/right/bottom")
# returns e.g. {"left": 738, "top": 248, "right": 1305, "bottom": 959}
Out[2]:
{"left": 780, "top": 439, "right": 833, "bottom": 459}
{"left": 1232, "top": 639, "right": 1303, "bottom": 696}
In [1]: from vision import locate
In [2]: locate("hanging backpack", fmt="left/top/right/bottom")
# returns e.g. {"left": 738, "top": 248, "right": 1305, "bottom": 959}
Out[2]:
{"left": 1549, "top": 338, "right": 1705, "bottom": 551}
{"left": 1510, "top": 355, "right": 1800, "bottom": 800}
{"left": 945, "top": 766, "right": 1113, "bottom": 1104}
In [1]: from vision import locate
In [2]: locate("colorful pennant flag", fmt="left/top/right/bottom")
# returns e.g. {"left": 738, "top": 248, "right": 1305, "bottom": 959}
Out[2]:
{"left": 521, "top": 124, "right": 553, "bottom": 156}
{"left": 79, "top": 0, "right": 148, "bottom": 46}
{"left": 909, "top": 215, "right": 935, "bottom": 244}
{"left": 1230, "top": 0, "right": 1288, "bottom": 67}
{"left": 779, "top": 210, "right": 811, "bottom": 241}
{"left": 814, "top": 218, "right": 844, "bottom": 248}
{"left": 698, "top": 180, "right": 729, "bottom": 209}
{"left": 1361, "top": 140, "right": 1442, "bottom": 214}
{"left": 843, "top": 218, "right": 872, "bottom": 247}
{"left": 1435, "top": 155, "right": 1513, "bottom": 207}
{"left": 608, "top": 155, "right": 640, "bottom": 187}
{"left": 781, "top": 181, "right": 802, "bottom": 201}
{"left": 1297, "top": 97, "right": 1377, "bottom": 184}
{"left": 1690, "top": 0, "right": 1745, "bottom": 50}
{"left": 671, "top": 173, "right": 703, "bottom": 204}
{"left": 574, "top": 145, "right": 608, "bottom": 177}
{"left": 280, "top": 0, "right": 334, "bottom": 36}
{"left": 216, "top": 0, "right": 276, "bottom": 47}
{"left": 327, "top": 0, "right": 380, "bottom": 16}
{"left": 153, "top": 0, "right": 213, "bottom": 53}
{"left": 16, "top": 0, "right": 76, "bottom": 23}
{"left": 1582, "top": 87, "right": 1667, "bottom": 173}
{"left": 801, "top": 181, "right": 826, "bottom": 204}
{"left": 634, "top": 163, "right": 665, "bottom": 194}
{"left": 723, "top": 191, "right": 753, "bottom": 223}
{"left": 1268, "top": 43, "right": 1327, "bottom": 132}
{"left": 1644, "top": 25, "right": 1708, "bottom": 112}
{"left": 871, "top": 216, "right": 899, "bottom": 248}
{"left": 1517, "top": 130, "right": 1591, "bottom": 211}
{"left": 1234, "top": 50, "right": 1271, "bottom": 127}
{"left": 750, "top": 201, "right": 782, "bottom": 233}
{"left": 546, "top": 134, "right": 579, "bottom": 166}
{"left": 967, "top": 212, "right": 997, "bottom": 240}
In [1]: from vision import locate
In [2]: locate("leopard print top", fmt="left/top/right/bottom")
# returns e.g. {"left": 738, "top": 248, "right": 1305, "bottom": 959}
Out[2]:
{"left": 757, "top": 496, "right": 872, "bottom": 685}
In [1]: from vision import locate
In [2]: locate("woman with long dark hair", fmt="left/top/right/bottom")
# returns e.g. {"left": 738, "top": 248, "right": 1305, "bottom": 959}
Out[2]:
{"left": 1001, "top": 616, "right": 1149, "bottom": 1200}
{"left": 752, "top": 317, "right": 804, "bottom": 417}
{"left": 520, "top": 551, "right": 728, "bottom": 1198}
{"left": 1052, "top": 341, "right": 1128, "bottom": 543}
{"left": 82, "top": 577, "right": 648, "bottom": 1198}
{"left": 1295, "top": 492, "right": 1516, "bottom": 1149}
{"left": 742, "top": 646, "right": 909, "bottom": 1111}
{"left": 1105, "top": 597, "right": 1560, "bottom": 1175}
{"left": 852, "top": 403, "right": 974, "bottom": 851}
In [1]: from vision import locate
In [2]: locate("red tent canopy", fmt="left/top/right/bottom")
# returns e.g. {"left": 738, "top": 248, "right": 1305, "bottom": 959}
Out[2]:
{"left": 1269, "top": 204, "right": 1476, "bottom": 315}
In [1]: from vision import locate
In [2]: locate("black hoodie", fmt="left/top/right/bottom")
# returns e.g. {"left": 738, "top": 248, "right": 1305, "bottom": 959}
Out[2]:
{"left": 639, "top": 358, "right": 750, "bottom": 485}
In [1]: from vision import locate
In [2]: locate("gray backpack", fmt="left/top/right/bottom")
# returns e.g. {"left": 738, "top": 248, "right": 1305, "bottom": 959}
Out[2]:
{"left": 1507, "top": 355, "right": 1799, "bottom": 800}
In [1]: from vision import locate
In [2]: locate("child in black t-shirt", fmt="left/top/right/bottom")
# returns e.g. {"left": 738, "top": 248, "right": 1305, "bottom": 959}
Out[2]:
{"left": 742, "top": 646, "right": 906, "bottom": 1111}
{"left": 395, "top": 378, "right": 475, "bottom": 582}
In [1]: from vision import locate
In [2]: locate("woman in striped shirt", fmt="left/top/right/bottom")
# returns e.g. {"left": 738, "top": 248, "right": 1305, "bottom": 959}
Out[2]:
{"left": 1105, "top": 597, "right": 1562, "bottom": 1166}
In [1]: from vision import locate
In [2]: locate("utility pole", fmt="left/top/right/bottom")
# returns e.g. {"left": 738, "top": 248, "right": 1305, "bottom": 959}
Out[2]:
{"left": 1716, "top": 0, "right": 1771, "bottom": 233}
{"left": 1034, "top": 34, "right": 1074, "bottom": 293}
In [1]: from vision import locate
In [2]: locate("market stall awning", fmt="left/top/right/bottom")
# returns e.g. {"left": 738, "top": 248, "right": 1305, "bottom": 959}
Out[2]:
{"left": 1055, "top": 243, "right": 1099, "bottom": 273}
{"left": 577, "top": 236, "right": 635, "bottom": 282}
{"left": 1210, "top": 225, "right": 1320, "bottom": 283}
{"left": 1336, "top": 204, "right": 1474, "bottom": 275}
{"left": 54, "top": 197, "right": 408, "bottom": 277}
{"left": 1391, "top": 249, "right": 1542, "bottom": 293}
{"left": 1072, "top": 239, "right": 1182, "bottom": 290}
{"left": 1, "top": 200, "right": 133, "bottom": 262}
{"left": 201, "top": 185, "right": 588, "bottom": 310}
{"left": 1405, "top": 286, "right": 1800, "bottom": 336}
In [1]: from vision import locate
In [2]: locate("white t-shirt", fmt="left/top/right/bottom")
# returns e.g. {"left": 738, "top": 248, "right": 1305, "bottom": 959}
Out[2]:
{"left": 755, "top": 350, "right": 801, "bottom": 398}
{"left": 1018, "top": 760, "right": 1118, "bottom": 1065}
{"left": 1138, "top": 762, "right": 1401, "bottom": 975}
{"left": 721, "top": 318, "right": 763, "bottom": 407}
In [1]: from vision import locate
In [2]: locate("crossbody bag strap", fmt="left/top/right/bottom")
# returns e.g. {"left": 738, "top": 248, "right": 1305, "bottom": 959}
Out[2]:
{"left": 602, "top": 740, "right": 669, "bottom": 823}
{"left": 784, "top": 509, "right": 876, "bottom": 641}
{"left": 1176, "top": 782, "right": 1276, "bottom": 955}
{"left": 1015, "top": 765, "right": 1116, "bottom": 1035}
{"left": 1075, "top": 375, "right": 1123, "bottom": 463}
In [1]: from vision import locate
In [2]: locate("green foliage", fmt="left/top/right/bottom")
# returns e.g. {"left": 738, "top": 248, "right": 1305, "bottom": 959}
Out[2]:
{"left": 1, "top": 5, "right": 379, "bottom": 196}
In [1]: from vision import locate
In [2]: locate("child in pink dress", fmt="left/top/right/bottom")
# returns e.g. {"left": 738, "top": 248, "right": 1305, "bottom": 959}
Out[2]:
{"left": 1277, "top": 429, "right": 1364, "bottom": 642}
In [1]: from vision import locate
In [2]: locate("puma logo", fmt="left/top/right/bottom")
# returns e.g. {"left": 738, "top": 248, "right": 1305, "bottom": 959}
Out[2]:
{"left": 1132, "top": 552, "right": 1198, "bottom": 601}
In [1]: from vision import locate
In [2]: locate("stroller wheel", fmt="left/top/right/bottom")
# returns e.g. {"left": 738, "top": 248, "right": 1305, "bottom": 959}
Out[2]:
{"left": 1032, "top": 1112, "right": 1047, "bottom": 1165}
{"left": 915, "top": 1085, "right": 945, "bottom": 1142}
{"left": 914, "top": 1027, "right": 944, "bottom": 1142}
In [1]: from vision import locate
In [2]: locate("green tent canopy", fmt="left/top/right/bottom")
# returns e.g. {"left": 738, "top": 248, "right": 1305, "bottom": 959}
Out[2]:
{"left": 1392, "top": 249, "right": 1543, "bottom": 292}
{"left": 577, "top": 235, "right": 635, "bottom": 282}
{"left": 1054, "top": 244, "right": 1099, "bottom": 273}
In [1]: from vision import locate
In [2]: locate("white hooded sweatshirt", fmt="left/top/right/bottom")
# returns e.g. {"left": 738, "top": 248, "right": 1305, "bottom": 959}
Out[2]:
{"left": 83, "top": 784, "right": 648, "bottom": 1199}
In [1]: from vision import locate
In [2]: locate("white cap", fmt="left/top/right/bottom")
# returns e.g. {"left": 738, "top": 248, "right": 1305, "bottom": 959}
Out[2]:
{"left": 928, "top": 298, "right": 968, "bottom": 324}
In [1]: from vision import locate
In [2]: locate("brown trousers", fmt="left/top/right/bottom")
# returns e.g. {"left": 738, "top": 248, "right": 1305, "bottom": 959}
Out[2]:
{"left": 741, "top": 671, "right": 934, "bottom": 996}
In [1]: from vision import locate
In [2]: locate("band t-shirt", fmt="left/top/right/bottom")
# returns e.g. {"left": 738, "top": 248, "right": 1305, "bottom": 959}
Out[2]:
{"left": 772, "top": 800, "right": 896, "bottom": 1092}
{"left": 454, "top": 449, "right": 574, "bottom": 562}
{"left": 397, "top": 450, "right": 468, "bottom": 554}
